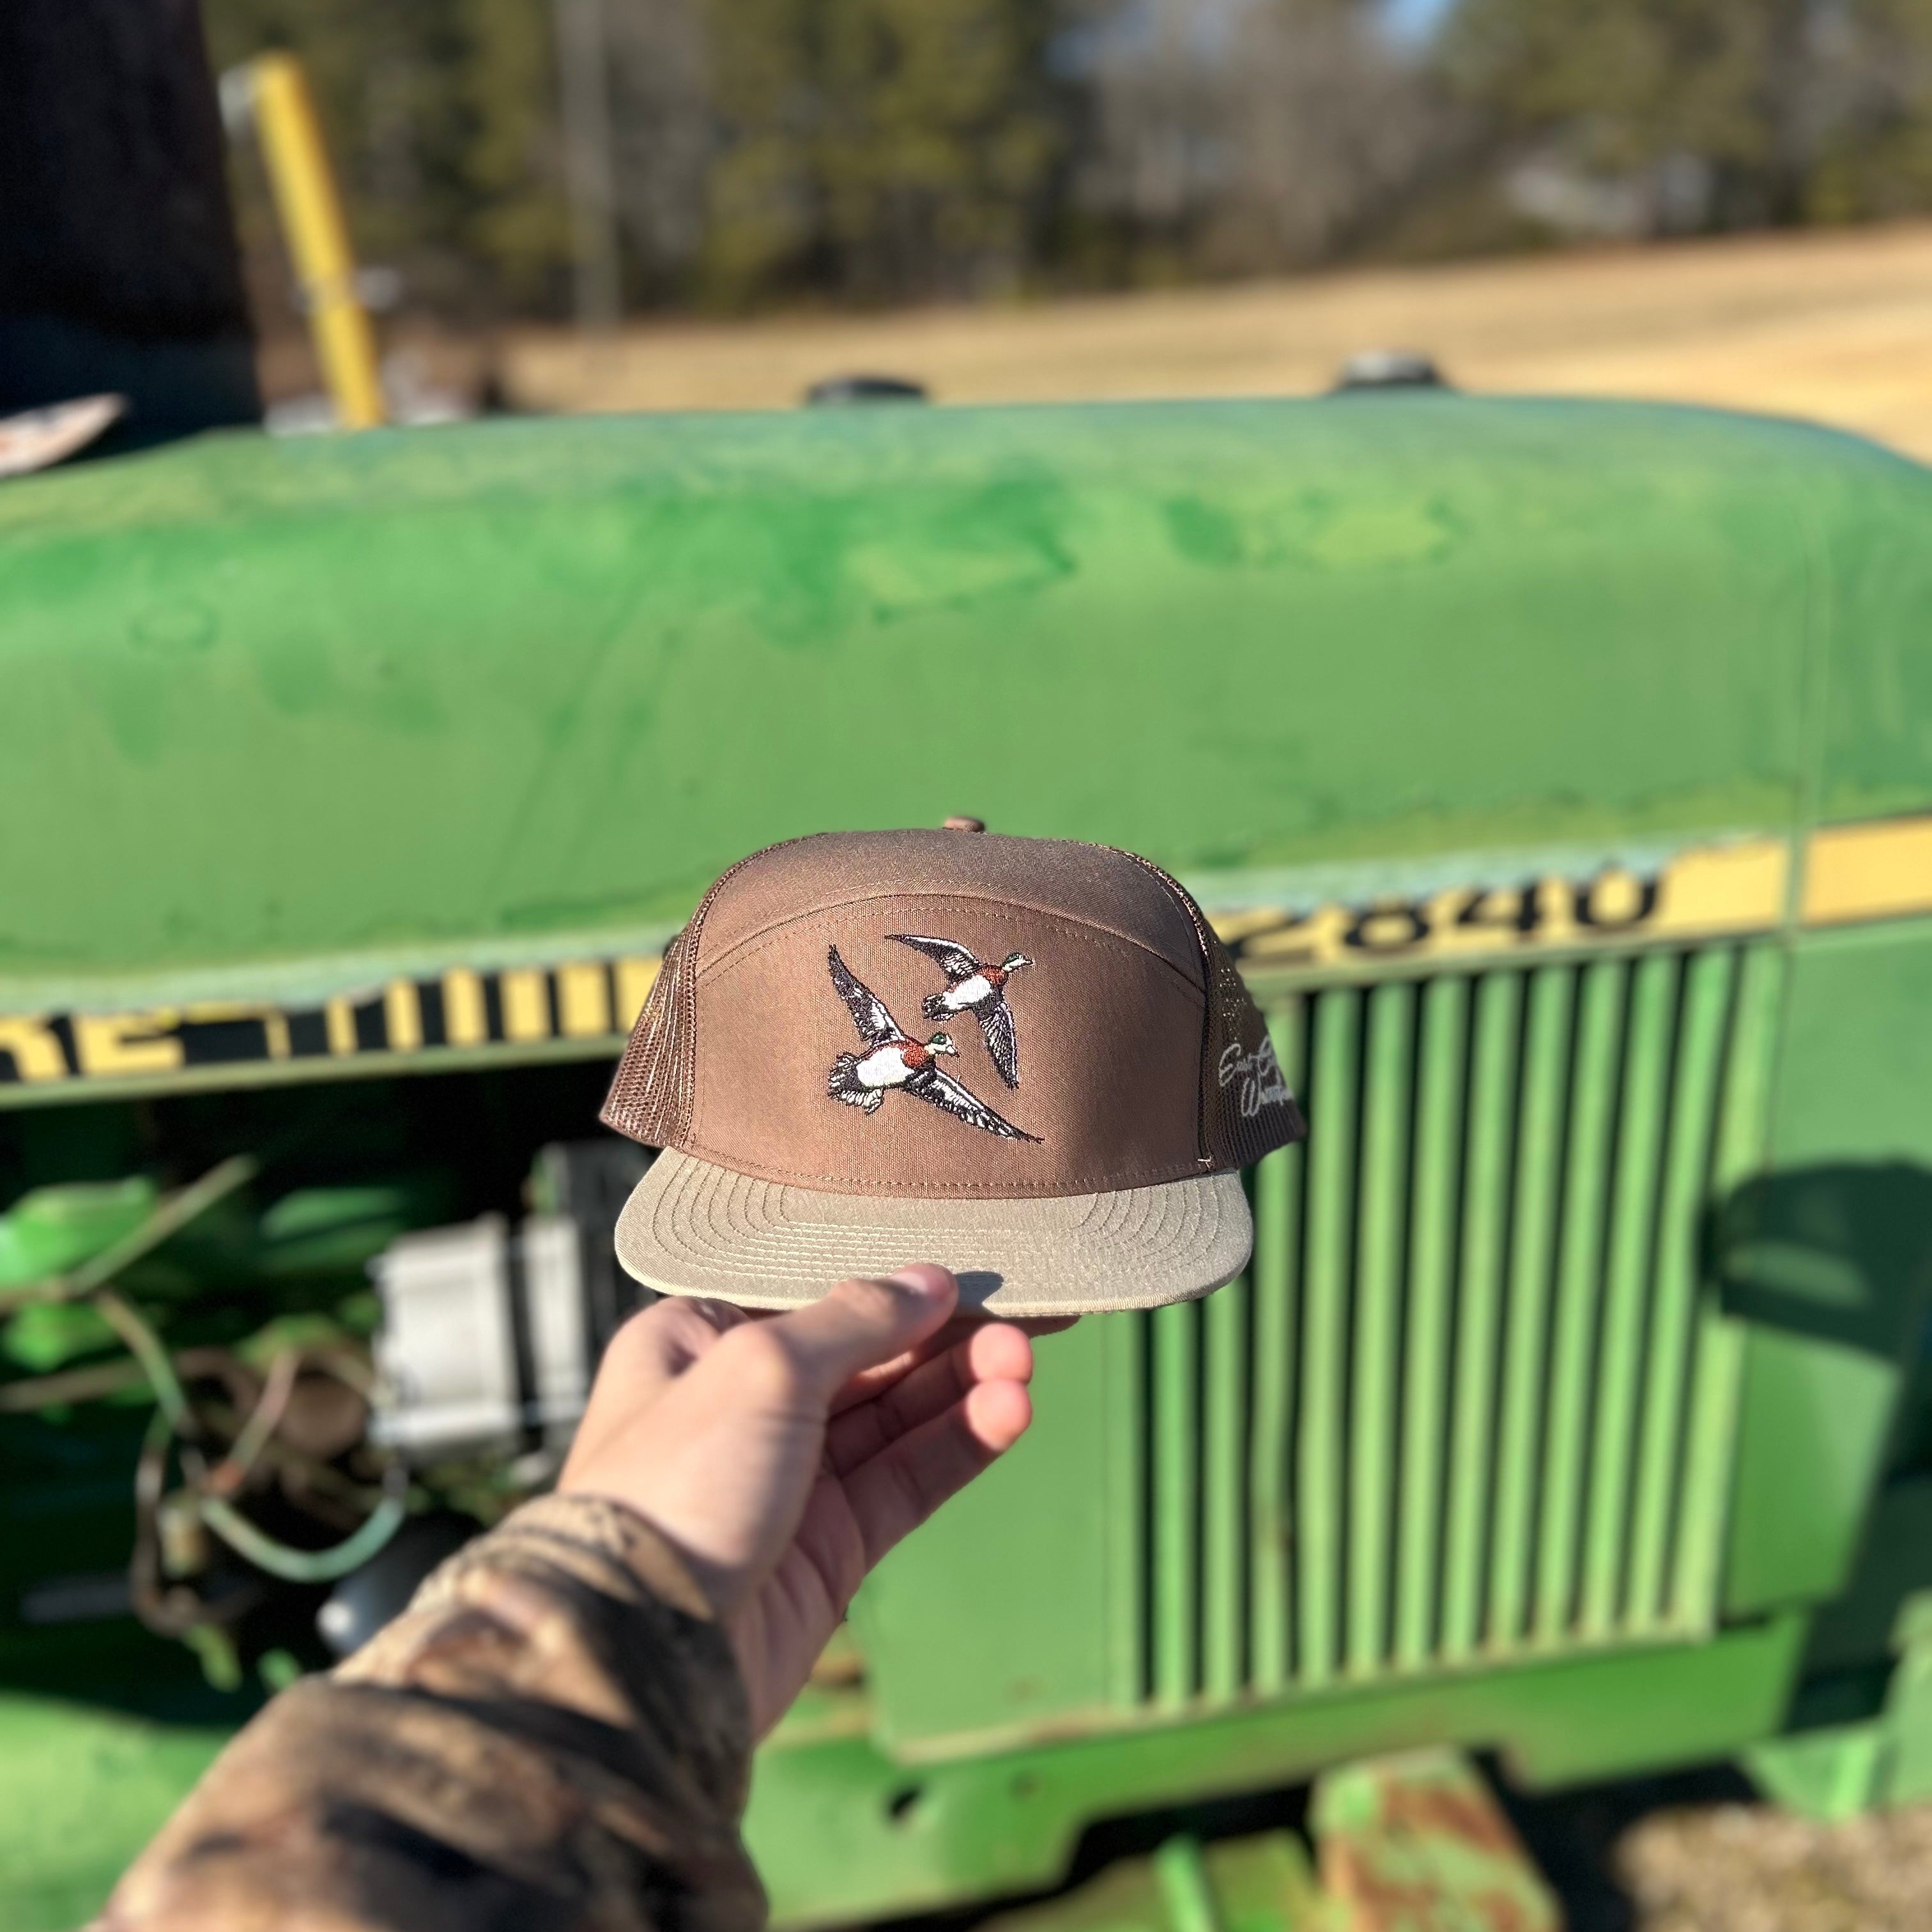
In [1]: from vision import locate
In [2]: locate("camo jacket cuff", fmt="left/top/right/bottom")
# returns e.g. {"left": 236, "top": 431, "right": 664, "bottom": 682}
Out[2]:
{"left": 93, "top": 1492, "right": 764, "bottom": 1932}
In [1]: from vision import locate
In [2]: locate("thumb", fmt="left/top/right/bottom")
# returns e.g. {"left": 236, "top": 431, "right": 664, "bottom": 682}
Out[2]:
{"left": 766, "top": 1266, "right": 959, "bottom": 1403}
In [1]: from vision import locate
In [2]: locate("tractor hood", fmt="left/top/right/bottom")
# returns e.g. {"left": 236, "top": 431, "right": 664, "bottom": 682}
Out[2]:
{"left": 0, "top": 393, "right": 1926, "bottom": 1030}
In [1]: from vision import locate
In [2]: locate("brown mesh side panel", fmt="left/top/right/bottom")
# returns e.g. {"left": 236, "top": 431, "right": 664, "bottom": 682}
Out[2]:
{"left": 599, "top": 836, "right": 821, "bottom": 1151}
{"left": 1200, "top": 924, "right": 1307, "bottom": 1169}
{"left": 601, "top": 926, "right": 696, "bottom": 1147}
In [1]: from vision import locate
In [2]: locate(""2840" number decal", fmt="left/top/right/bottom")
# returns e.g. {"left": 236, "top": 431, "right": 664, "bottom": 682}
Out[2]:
{"left": 1209, "top": 841, "right": 1785, "bottom": 976}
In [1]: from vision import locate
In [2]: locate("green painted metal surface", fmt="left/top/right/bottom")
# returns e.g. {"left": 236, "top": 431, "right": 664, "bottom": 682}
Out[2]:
{"left": 0, "top": 1699, "right": 229, "bottom": 1932}
{"left": 0, "top": 395, "right": 1924, "bottom": 1008}
{"left": 962, "top": 1751, "right": 1556, "bottom": 1932}
{"left": 1748, "top": 1577, "right": 1932, "bottom": 1820}
{"left": 1724, "top": 928, "right": 1932, "bottom": 1618}
{"left": 977, "top": 1830, "right": 1324, "bottom": 1932}
{"left": 745, "top": 1614, "right": 1807, "bottom": 1926}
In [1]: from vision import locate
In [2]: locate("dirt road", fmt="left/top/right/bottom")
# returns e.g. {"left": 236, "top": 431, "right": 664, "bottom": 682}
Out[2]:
{"left": 504, "top": 221, "right": 1932, "bottom": 464}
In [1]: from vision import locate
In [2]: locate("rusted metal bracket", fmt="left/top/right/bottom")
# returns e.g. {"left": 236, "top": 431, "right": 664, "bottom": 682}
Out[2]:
{"left": 975, "top": 1749, "right": 1559, "bottom": 1932}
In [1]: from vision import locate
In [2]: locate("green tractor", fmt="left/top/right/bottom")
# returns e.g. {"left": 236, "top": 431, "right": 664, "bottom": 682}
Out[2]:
{"left": 2, "top": 390, "right": 1929, "bottom": 1930}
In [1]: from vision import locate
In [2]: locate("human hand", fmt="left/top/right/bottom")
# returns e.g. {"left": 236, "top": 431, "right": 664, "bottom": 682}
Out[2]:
{"left": 559, "top": 1265, "right": 1055, "bottom": 1736}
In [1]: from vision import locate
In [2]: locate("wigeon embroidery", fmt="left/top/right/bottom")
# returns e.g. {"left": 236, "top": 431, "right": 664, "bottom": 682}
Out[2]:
{"left": 825, "top": 947, "right": 1039, "bottom": 1142}
{"left": 887, "top": 934, "right": 1032, "bottom": 1088}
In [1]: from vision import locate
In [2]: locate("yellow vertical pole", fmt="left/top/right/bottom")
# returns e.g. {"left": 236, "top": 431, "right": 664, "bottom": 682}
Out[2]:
{"left": 245, "top": 54, "right": 386, "bottom": 429}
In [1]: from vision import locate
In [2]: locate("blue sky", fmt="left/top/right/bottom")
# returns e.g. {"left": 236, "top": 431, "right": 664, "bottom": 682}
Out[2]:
{"left": 1383, "top": 0, "right": 1456, "bottom": 45}
{"left": 1055, "top": 0, "right": 1460, "bottom": 76}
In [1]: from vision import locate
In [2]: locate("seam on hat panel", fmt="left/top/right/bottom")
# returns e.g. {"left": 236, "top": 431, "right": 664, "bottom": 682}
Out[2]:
{"left": 1108, "top": 847, "right": 1221, "bottom": 1170}
{"left": 723, "top": 1176, "right": 1222, "bottom": 1247}
{"left": 696, "top": 900, "right": 1209, "bottom": 1017}
{"left": 650, "top": 1233, "right": 1172, "bottom": 1290}
{"left": 694, "top": 889, "right": 1207, "bottom": 993}
{"left": 668, "top": 1127, "right": 1220, "bottom": 1193}
{"left": 640, "top": 1146, "right": 1242, "bottom": 1227}
{"left": 758, "top": 1175, "right": 1219, "bottom": 1238}
{"left": 675, "top": 1214, "right": 1204, "bottom": 1264}
{"left": 659, "top": 1132, "right": 1230, "bottom": 1196}
{"left": 647, "top": 1147, "right": 1241, "bottom": 1223}
{"left": 660, "top": 1242, "right": 1182, "bottom": 1287}
{"left": 673, "top": 834, "right": 822, "bottom": 1142}
{"left": 647, "top": 1166, "right": 1233, "bottom": 1280}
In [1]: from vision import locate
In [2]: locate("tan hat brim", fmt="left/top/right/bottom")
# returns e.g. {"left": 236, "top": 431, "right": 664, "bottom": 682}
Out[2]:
{"left": 613, "top": 1148, "right": 1254, "bottom": 1317}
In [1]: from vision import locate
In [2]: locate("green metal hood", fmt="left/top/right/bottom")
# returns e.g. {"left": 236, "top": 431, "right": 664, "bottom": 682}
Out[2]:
{"left": 1, "top": 394, "right": 1926, "bottom": 1000}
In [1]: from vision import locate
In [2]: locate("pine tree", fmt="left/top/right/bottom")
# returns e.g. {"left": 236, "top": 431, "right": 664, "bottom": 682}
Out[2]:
{"left": 698, "top": 0, "right": 1063, "bottom": 306}
{"left": 1444, "top": 0, "right": 1932, "bottom": 231}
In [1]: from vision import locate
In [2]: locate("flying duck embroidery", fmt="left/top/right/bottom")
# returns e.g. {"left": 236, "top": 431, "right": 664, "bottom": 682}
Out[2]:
{"left": 825, "top": 947, "right": 1039, "bottom": 1142}
{"left": 887, "top": 934, "right": 1032, "bottom": 1088}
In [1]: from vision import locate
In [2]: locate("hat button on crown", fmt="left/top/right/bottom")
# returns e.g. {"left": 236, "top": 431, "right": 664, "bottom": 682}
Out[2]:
{"left": 942, "top": 815, "right": 986, "bottom": 832}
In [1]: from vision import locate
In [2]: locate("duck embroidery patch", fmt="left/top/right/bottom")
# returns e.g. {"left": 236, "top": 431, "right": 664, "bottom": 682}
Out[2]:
{"left": 825, "top": 947, "right": 1039, "bottom": 1142}
{"left": 887, "top": 934, "right": 1031, "bottom": 1087}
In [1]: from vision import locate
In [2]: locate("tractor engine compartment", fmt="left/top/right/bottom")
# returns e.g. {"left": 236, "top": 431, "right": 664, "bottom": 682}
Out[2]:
{"left": 0, "top": 1064, "right": 641, "bottom": 1700}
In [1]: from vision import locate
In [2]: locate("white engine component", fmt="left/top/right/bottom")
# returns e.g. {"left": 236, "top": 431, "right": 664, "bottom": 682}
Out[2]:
{"left": 372, "top": 1214, "right": 593, "bottom": 1456}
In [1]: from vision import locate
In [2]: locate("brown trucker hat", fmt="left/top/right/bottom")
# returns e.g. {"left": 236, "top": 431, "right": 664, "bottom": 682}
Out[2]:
{"left": 601, "top": 827, "right": 1307, "bottom": 1315}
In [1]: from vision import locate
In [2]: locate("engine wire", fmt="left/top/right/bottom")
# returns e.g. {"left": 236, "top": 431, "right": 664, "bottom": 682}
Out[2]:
{"left": 0, "top": 1149, "right": 412, "bottom": 1636}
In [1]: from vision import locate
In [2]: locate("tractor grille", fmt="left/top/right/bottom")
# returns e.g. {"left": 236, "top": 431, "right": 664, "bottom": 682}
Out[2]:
{"left": 1129, "top": 942, "right": 1781, "bottom": 1706}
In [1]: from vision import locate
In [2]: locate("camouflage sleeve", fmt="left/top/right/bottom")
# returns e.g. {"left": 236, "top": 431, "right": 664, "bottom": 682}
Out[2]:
{"left": 93, "top": 1492, "right": 765, "bottom": 1932}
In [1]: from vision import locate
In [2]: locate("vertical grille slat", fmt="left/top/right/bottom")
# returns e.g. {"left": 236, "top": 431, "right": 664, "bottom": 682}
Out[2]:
{"left": 1135, "top": 939, "right": 1774, "bottom": 1712}
{"left": 1151, "top": 1297, "right": 1199, "bottom": 1705}
{"left": 1108, "top": 1310, "right": 1147, "bottom": 1706}
{"left": 1490, "top": 967, "right": 1575, "bottom": 1646}
{"left": 1203, "top": 1277, "right": 1250, "bottom": 1698}
{"left": 1441, "top": 971, "right": 1523, "bottom": 1663}
{"left": 1349, "top": 983, "right": 1414, "bottom": 1676}
{"left": 1582, "top": 951, "right": 1679, "bottom": 1636}
{"left": 1534, "top": 957, "right": 1626, "bottom": 1641}
{"left": 1394, "top": 975, "right": 1467, "bottom": 1671}
{"left": 1247, "top": 1009, "right": 1305, "bottom": 1696}
{"left": 1297, "top": 988, "right": 1361, "bottom": 1689}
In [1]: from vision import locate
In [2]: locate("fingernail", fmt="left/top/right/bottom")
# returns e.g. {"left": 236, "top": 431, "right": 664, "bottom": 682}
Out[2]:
{"left": 889, "top": 1264, "right": 953, "bottom": 1298}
